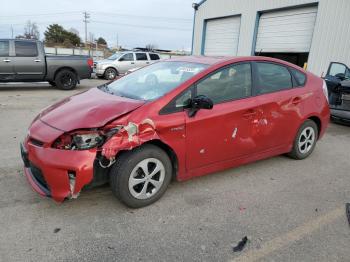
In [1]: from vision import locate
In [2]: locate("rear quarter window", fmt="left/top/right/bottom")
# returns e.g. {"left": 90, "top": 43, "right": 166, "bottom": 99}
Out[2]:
{"left": 150, "top": 53, "right": 160, "bottom": 60}
{"left": 290, "top": 68, "right": 307, "bottom": 86}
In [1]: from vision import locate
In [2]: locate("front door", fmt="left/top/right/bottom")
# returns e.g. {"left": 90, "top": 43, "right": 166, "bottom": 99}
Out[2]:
{"left": 14, "top": 40, "right": 45, "bottom": 80}
{"left": 0, "top": 40, "right": 15, "bottom": 81}
{"left": 117, "top": 52, "right": 135, "bottom": 74}
{"left": 185, "top": 63, "right": 259, "bottom": 170}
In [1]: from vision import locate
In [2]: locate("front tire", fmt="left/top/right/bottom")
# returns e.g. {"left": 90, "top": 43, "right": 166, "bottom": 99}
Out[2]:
{"left": 110, "top": 144, "right": 172, "bottom": 208}
{"left": 288, "top": 120, "right": 318, "bottom": 160}
{"left": 104, "top": 68, "right": 118, "bottom": 80}
{"left": 55, "top": 70, "right": 77, "bottom": 90}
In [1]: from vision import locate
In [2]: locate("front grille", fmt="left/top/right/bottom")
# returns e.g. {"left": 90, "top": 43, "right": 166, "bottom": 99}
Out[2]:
{"left": 29, "top": 162, "right": 49, "bottom": 190}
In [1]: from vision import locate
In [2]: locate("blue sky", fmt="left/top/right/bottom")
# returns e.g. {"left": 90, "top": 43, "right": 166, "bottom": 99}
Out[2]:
{"left": 0, "top": 0, "right": 195, "bottom": 50}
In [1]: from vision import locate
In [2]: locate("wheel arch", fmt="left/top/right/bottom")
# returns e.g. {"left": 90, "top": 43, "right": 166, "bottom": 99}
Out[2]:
{"left": 307, "top": 116, "right": 321, "bottom": 139}
{"left": 54, "top": 67, "right": 78, "bottom": 81}
{"left": 113, "top": 139, "right": 179, "bottom": 180}
{"left": 143, "top": 140, "right": 179, "bottom": 180}
{"left": 104, "top": 66, "right": 119, "bottom": 76}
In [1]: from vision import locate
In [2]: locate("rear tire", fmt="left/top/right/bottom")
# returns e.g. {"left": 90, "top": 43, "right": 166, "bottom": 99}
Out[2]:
{"left": 110, "top": 144, "right": 172, "bottom": 208}
{"left": 104, "top": 68, "right": 118, "bottom": 80}
{"left": 288, "top": 120, "right": 318, "bottom": 160}
{"left": 55, "top": 70, "right": 78, "bottom": 90}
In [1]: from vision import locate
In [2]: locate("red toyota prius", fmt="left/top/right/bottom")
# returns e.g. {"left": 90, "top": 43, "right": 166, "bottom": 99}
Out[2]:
{"left": 21, "top": 56, "right": 330, "bottom": 208}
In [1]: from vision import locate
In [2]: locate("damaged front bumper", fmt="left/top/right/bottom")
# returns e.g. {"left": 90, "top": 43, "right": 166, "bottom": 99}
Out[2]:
{"left": 20, "top": 139, "right": 97, "bottom": 202}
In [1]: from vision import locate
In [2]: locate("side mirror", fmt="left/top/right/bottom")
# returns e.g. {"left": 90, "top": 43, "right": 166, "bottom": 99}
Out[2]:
{"left": 188, "top": 95, "right": 213, "bottom": 117}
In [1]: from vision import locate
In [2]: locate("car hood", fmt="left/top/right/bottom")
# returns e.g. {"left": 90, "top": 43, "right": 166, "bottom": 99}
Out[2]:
{"left": 39, "top": 88, "right": 145, "bottom": 131}
{"left": 96, "top": 59, "right": 114, "bottom": 65}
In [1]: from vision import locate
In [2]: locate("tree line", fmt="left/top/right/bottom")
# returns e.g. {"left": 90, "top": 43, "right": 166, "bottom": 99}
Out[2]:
{"left": 16, "top": 20, "right": 108, "bottom": 48}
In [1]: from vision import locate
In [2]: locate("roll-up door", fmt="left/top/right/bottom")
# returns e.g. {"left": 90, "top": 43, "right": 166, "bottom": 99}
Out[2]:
{"left": 256, "top": 6, "right": 318, "bottom": 53}
{"left": 204, "top": 16, "right": 241, "bottom": 56}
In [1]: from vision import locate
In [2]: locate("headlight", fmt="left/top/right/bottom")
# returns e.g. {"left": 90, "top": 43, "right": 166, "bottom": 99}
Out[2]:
{"left": 52, "top": 127, "right": 121, "bottom": 150}
{"left": 72, "top": 133, "right": 104, "bottom": 150}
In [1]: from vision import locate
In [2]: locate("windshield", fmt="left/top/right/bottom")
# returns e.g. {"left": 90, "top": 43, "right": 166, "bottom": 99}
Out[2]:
{"left": 107, "top": 53, "right": 123, "bottom": 60}
{"left": 102, "top": 61, "right": 209, "bottom": 101}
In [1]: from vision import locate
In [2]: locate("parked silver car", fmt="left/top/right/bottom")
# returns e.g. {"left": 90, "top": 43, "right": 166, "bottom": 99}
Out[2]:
{"left": 94, "top": 51, "right": 160, "bottom": 80}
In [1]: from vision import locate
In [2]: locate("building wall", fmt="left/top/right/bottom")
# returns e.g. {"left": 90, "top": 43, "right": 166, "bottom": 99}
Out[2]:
{"left": 192, "top": 0, "right": 350, "bottom": 76}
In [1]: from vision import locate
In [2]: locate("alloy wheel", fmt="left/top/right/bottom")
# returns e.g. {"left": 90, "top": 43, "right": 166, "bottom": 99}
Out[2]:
{"left": 128, "top": 158, "right": 165, "bottom": 200}
{"left": 298, "top": 127, "right": 315, "bottom": 154}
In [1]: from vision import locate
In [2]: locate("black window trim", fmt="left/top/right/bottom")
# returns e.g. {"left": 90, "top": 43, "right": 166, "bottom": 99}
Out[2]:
{"left": 159, "top": 61, "right": 253, "bottom": 115}
{"left": 159, "top": 86, "right": 195, "bottom": 115}
{"left": 251, "top": 61, "right": 301, "bottom": 96}
{"left": 14, "top": 40, "right": 38, "bottom": 57}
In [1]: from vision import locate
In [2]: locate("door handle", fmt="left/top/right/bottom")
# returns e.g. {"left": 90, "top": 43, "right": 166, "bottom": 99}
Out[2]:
{"left": 34, "top": 59, "right": 41, "bottom": 62}
{"left": 131, "top": 62, "right": 135, "bottom": 64}
{"left": 3, "top": 59, "right": 11, "bottom": 62}
{"left": 242, "top": 109, "right": 257, "bottom": 119}
{"left": 146, "top": 62, "right": 150, "bottom": 64}
{"left": 291, "top": 97, "right": 302, "bottom": 105}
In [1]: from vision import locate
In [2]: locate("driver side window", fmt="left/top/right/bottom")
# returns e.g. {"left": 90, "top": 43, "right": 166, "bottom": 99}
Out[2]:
{"left": 119, "top": 53, "right": 134, "bottom": 62}
{"left": 196, "top": 63, "right": 252, "bottom": 104}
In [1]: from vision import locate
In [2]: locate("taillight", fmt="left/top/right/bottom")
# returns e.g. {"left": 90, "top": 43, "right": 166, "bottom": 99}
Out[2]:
{"left": 87, "top": 58, "right": 93, "bottom": 68}
{"left": 322, "top": 80, "right": 329, "bottom": 103}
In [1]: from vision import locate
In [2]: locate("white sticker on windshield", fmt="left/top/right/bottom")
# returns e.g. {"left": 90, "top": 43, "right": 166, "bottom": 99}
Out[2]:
{"left": 177, "top": 67, "right": 198, "bottom": 73}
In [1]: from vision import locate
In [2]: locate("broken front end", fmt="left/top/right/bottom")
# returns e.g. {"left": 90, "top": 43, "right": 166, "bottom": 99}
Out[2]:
{"left": 20, "top": 115, "right": 157, "bottom": 202}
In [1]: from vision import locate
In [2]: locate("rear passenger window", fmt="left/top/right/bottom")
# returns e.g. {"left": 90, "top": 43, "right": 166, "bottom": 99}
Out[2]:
{"left": 290, "top": 68, "right": 306, "bottom": 86}
{"left": 0, "top": 41, "right": 9, "bottom": 56}
{"left": 150, "top": 53, "right": 160, "bottom": 60}
{"left": 15, "top": 41, "right": 38, "bottom": 57}
{"left": 196, "top": 63, "right": 252, "bottom": 104}
{"left": 255, "top": 62, "right": 292, "bottom": 94}
{"left": 136, "top": 53, "right": 148, "bottom": 61}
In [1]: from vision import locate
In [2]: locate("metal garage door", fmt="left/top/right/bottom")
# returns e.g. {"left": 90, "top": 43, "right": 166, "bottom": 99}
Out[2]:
{"left": 255, "top": 6, "right": 318, "bottom": 53}
{"left": 204, "top": 16, "right": 241, "bottom": 56}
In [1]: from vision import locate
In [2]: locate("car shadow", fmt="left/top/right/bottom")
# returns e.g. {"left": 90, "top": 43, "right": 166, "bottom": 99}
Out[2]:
{"left": 0, "top": 82, "right": 90, "bottom": 92}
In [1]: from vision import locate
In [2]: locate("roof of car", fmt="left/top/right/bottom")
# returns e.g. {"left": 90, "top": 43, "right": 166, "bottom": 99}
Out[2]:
{"left": 168, "top": 56, "right": 233, "bottom": 65}
{"left": 166, "top": 55, "right": 306, "bottom": 71}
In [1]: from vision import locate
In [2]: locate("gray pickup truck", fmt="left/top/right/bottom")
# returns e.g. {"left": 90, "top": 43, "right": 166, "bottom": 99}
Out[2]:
{"left": 0, "top": 39, "right": 93, "bottom": 90}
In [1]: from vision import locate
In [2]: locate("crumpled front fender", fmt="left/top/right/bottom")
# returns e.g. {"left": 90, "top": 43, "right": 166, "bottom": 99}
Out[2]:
{"left": 102, "top": 118, "right": 158, "bottom": 159}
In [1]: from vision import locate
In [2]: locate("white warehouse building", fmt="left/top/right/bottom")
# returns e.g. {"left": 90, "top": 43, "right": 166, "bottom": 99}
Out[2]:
{"left": 191, "top": 0, "right": 350, "bottom": 76}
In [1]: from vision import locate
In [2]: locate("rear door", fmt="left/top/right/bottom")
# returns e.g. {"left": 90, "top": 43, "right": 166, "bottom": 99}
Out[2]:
{"left": 14, "top": 40, "right": 45, "bottom": 80}
{"left": 185, "top": 63, "right": 261, "bottom": 170}
{"left": 0, "top": 40, "right": 15, "bottom": 81}
{"left": 135, "top": 53, "right": 150, "bottom": 68}
{"left": 251, "top": 62, "right": 305, "bottom": 151}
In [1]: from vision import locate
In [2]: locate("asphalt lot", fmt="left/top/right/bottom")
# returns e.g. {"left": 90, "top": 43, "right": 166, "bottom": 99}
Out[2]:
{"left": 0, "top": 79, "right": 349, "bottom": 262}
